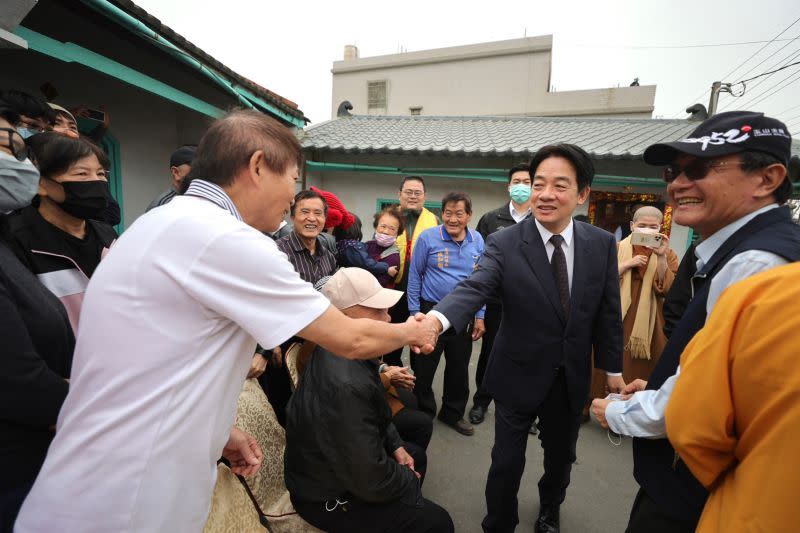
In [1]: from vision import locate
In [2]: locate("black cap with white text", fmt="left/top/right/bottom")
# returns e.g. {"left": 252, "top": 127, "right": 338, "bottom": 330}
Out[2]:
{"left": 643, "top": 111, "right": 792, "bottom": 166}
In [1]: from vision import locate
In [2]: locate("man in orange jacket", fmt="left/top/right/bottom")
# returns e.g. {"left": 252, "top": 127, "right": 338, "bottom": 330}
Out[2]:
{"left": 666, "top": 262, "right": 800, "bottom": 532}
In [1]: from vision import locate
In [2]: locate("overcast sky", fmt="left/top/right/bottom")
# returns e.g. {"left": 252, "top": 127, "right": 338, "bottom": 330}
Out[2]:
{"left": 135, "top": 0, "right": 800, "bottom": 131}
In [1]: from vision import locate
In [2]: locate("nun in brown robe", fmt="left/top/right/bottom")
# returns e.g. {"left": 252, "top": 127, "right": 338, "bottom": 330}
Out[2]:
{"left": 590, "top": 234, "right": 679, "bottom": 400}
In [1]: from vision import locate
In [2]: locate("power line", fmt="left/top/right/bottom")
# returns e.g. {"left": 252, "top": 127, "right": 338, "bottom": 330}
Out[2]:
{"left": 742, "top": 69, "right": 800, "bottom": 109}
{"left": 672, "top": 16, "right": 800, "bottom": 117}
{"left": 717, "top": 47, "right": 800, "bottom": 112}
{"left": 569, "top": 36, "right": 800, "bottom": 50}
{"left": 736, "top": 59, "right": 800, "bottom": 84}
{"left": 775, "top": 101, "right": 800, "bottom": 117}
{"left": 721, "top": 24, "right": 800, "bottom": 85}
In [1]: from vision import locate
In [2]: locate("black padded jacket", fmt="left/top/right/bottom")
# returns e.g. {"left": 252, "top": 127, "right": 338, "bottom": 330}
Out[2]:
{"left": 284, "top": 346, "right": 421, "bottom": 506}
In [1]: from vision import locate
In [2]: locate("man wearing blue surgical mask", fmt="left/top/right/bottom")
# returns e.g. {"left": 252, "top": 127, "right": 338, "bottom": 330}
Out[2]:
{"left": 0, "top": 90, "right": 54, "bottom": 139}
{"left": 0, "top": 126, "right": 39, "bottom": 213}
{"left": 0, "top": 101, "right": 75, "bottom": 532}
{"left": 468, "top": 163, "right": 532, "bottom": 426}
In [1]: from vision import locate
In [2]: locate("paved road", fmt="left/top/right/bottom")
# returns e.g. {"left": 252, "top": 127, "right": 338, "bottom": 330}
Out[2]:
{"left": 402, "top": 344, "right": 639, "bottom": 533}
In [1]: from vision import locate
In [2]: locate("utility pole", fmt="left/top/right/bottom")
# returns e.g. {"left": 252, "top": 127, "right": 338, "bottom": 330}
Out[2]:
{"left": 708, "top": 81, "right": 733, "bottom": 116}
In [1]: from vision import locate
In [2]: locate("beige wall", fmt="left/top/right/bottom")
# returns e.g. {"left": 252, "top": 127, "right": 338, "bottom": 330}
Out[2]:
{"left": 331, "top": 36, "right": 655, "bottom": 119}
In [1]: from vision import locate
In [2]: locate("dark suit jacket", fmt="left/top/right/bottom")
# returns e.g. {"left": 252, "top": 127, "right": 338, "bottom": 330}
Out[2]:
{"left": 434, "top": 219, "right": 623, "bottom": 414}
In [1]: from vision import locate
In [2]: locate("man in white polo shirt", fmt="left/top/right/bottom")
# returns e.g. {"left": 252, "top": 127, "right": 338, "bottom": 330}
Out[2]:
{"left": 15, "top": 110, "right": 438, "bottom": 533}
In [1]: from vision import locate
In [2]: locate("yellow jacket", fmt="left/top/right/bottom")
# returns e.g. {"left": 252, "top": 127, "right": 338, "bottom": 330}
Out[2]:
{"left": 395, "top": 208, "right": 438, "bottom": 284}
{"left": 666, "top": 262, "right": 800, "bottom": 533}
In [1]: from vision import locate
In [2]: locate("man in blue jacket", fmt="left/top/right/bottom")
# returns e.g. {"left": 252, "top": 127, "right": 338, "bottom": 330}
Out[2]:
{"left": 407, "top": 192, "right": 485, "bottom": 437}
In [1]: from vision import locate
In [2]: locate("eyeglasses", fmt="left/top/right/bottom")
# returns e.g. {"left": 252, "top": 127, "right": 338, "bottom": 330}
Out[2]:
{"left": 376, "top": 223, "right": 399, "bottom": 232}
{"left": 401, "top": 189, "right": 424, "bottom": 198}
{"left": 18, "top": 118, "right": 49, "bottom": 133}
{"left": 662, "top": 159, "right": 743, "bottom": 183}
{"left": 0, "top": 128, "right": 29, "bottom": 162}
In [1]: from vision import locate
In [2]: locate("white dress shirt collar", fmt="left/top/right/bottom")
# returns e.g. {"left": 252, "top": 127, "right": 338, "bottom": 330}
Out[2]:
{"left": 535, "top": 218, "right": 574, "bottom": 249}
{"left": 509, "top": 201, "right": 532, "bottom": 223}
{"left": 694, "top": 204, "right": 779, "bottom": 270}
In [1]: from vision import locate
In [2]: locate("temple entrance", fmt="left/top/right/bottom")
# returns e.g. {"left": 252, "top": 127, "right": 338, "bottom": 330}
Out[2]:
{"left": 587, "top": 191, "right": 673, "bottom": 238}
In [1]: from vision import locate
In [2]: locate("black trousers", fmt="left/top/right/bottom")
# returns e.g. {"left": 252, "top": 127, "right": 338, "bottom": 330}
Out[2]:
{"left": 482, "top": 370, "right": 582, "bottom": 533}
{"left": 472, "top": 302, "right": 502, "bottom": 409}
{"left": 293, "top": 495, "right": 453, "bottom": 533}
{"left": 625, "top": 488, "right": 697, "bottom": 533}
{"left": 291, "top": 442, "right": 450, "bottom": 533}
{"left": 384, "top": 291, "right": 409, "bottom": 367}
{"left": 410, "top": 323, "right": 472, "bottom": 424}
{"left": 393, "top": 390, "right": 434, "bottom": 450}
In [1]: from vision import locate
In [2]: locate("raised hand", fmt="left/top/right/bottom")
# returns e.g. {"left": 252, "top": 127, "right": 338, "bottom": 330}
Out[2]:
{"left": 653, "top": 233, "right": 670, "bottom": 256}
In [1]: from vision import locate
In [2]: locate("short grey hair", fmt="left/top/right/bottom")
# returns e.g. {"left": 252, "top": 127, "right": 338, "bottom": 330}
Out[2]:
{"left": 632, "top": 206, "right": 663, "bottom": 223}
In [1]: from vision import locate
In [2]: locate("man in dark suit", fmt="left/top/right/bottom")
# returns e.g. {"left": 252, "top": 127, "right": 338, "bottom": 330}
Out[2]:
{"left": 419, "top": 144, "right": 625, "bottom": 533}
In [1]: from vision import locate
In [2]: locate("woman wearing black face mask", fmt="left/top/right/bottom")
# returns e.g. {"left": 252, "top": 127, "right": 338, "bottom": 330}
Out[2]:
{"left": 4, "top": 132, "right": 117, "bottom": 332}
{"left": 0, "top": 107, "right": 74, "bottom": 532}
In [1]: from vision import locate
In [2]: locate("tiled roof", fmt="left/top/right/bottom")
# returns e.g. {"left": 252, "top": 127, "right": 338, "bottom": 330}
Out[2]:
{"left": 301, "top": 115, "right": 800, "bottom": 160}
{"left": 108, "top": 0, "right": 307, "bottom": 123}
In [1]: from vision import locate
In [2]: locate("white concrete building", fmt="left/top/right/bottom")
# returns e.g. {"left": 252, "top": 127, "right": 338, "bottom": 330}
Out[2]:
{"left": 331, "top": 36, "right": 656, "bottom": 120}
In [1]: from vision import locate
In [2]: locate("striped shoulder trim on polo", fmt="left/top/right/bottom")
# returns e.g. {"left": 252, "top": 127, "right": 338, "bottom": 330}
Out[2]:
{"left": 183, "top": 179, "right": 244, "bottom": 222}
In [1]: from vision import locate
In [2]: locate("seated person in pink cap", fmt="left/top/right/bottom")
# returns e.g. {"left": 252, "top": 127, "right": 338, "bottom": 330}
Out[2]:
{"left": 286, "top": 268, "right": 453, "bottom": 533}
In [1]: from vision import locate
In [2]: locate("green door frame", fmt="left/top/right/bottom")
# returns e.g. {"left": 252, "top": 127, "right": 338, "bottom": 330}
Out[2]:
{"left": 76, "top": 118, "right": 124, "bottom": 232}
{"left": 101, "top": 131, "right": 124, "bottom": 233}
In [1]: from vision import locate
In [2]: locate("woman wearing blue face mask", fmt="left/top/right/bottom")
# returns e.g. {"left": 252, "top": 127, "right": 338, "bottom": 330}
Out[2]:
{"left": 4, "top": 132, "right": 117, "bottom": 333}
{"left": 0, "top": 106, "right": 75, "bottom": 532}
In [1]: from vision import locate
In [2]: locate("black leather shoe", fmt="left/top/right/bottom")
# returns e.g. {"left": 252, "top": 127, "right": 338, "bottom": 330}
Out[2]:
{"left": 438, "top": 415, "right": 475, "bottom": 436}
{"left": 535, "top": 504, "right": 560, "bottom": 533}
{"left": 469, "top": 404, "right": 487, "bottom": 424}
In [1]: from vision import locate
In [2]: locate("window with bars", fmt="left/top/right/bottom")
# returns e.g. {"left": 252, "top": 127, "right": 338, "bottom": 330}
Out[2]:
{"left": 367, "top": 81, "right": 387, "bottom": 113}
{"left": 409, "top": 106, "right": 422, "bottom": 116}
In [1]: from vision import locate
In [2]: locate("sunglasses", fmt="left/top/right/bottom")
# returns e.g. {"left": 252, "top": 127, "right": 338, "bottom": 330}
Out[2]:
{"left": 662, "top": 158, "right": 743, "bottom": 183}
{"left": 0, "top": 127, "right": 29, "bottom": 162}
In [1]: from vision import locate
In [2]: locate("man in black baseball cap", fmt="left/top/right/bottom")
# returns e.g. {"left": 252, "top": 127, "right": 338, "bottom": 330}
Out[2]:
{"left": 146, "top": 144, "right": 196, "bottom": 212}
{"left": 592, "top": 110, "right": 800, "bottom": 532}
